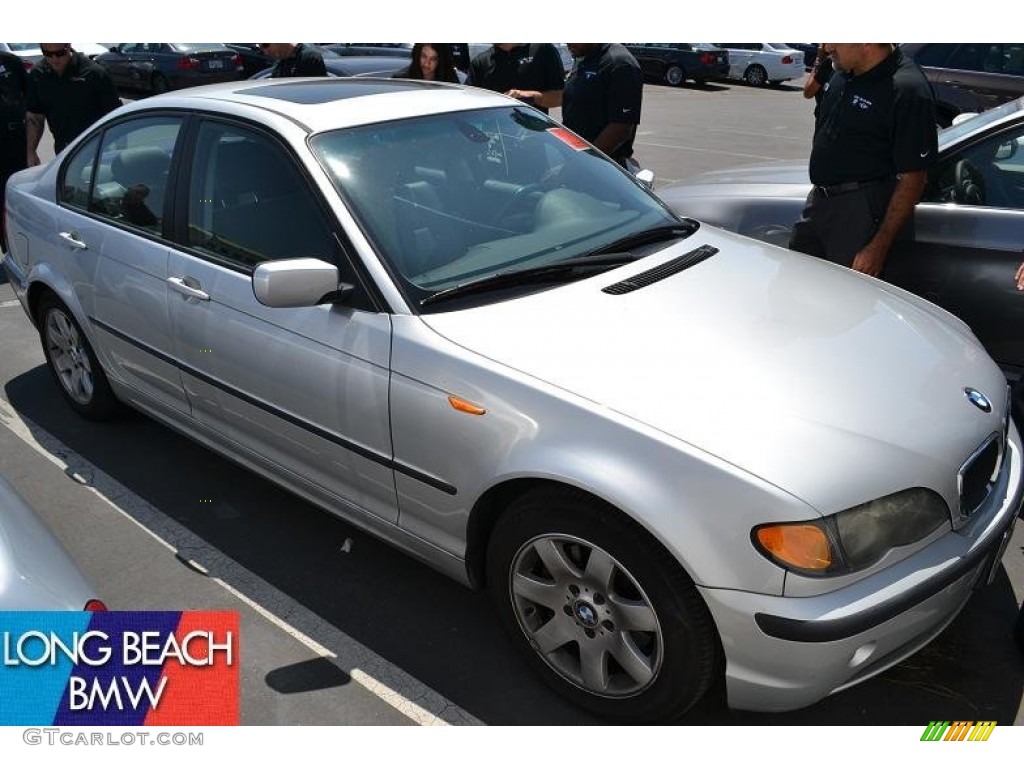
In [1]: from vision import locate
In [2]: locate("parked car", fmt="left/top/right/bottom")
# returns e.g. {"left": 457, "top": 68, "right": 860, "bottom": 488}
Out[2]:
{"left": 0, "top": 43, "right": 42, "bottom": 71}
{"left": 3, "top": 80, "right": 1021, "bottom": 722}
{"left": 0, "top": 472, "right": 105, "bottom": 610}
{"left": 711, "top": 43, "right": 806, "bottom": 86}
{"left": 323, "top": 43, "right": 413, "bottom": 58}
{"left": 901, "top": 43, "right": 1024, "bottom": 127}
{"left": 226, "top": 44, "right": 343, "bottom": 79}
{"left": 656, "top": 96, "right": 1024, "bottom": 378}
{"left": 625, "top": 43, "right": 729, "bottom": 87}
{"left": 96, "top": 44, "right": 244, "bottom": 93}
{"left": 786, "top": 43, "right": 820, "bottom": 71}
{"left": 248, "top": 55, "right": 418, "bottom": 80}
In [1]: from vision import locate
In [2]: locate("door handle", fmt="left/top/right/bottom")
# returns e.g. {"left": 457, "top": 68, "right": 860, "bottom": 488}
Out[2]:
{"left": 167, "top": 277, "right": 210, "bottom": 301}
{"left": 58, "top": 231, "right": 88, "bottom": 250}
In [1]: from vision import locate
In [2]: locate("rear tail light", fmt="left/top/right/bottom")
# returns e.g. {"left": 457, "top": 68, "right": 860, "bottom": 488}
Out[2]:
{"left": 781, "top": 55, "right": 794, "bottom": 64}
{"left": 231, "top": 54, "right": 242, "bottom": 68}
{"left": 23, "top": 60, "right": 34, "bottom": 71}
{"left": 177, "top": 56, "right": 201, "bottom": 71}
{"left": 85, "top": 599, "right": 107, "bottom": 612}
{"left": 700, "top": 53, "right": 714, "bottom": 65}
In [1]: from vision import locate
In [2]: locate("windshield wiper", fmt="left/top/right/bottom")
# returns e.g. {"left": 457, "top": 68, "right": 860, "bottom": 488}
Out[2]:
{"left": 420, "top": 253, "right": 636, "bottom": 307}
{"left": 581, "top": 223, "right": 697, "bottom": 259}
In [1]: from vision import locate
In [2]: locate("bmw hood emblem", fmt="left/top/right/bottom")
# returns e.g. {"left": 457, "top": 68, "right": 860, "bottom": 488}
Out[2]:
{"left": 964, "top": 387, "right": 992, "bottom": 413}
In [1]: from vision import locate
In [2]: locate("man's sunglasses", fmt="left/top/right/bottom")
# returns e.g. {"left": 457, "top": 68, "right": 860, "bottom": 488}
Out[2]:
{"left": 41, "top": 47, "right": 71, "bottom": 58}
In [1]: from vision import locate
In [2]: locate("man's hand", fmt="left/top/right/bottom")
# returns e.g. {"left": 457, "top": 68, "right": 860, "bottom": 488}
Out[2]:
{"left": 1015, "top": 261, "right": 1024, "bottom": 291}
{"left": 851, "top": 241, "right": 888, "bottom": 277}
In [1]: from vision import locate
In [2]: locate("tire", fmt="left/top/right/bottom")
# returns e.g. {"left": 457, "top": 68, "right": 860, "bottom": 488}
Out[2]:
{"left": 664, "top": 65, "right": 685, "bottom": 87}
{"left": 151, "top": 73, "right": 169, "bottom": 94}
{"left": 743, "top": 64, "right": 768, "bottom": 86}
{"left": 37, "top": 294, "right": 120, "bottom": 421}
{"left": 486, "top": 486, "right": 720, "bottom": 722}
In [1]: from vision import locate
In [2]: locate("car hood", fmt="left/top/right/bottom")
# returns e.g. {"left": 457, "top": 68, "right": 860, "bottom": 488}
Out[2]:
{"left": 420, "top": 226, "right": 1007, "bottom": 513}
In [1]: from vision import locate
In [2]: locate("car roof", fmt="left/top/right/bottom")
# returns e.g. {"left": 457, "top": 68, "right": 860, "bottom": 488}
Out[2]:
{"left": 116, "top": 78, "right": 514, "bottom": 132}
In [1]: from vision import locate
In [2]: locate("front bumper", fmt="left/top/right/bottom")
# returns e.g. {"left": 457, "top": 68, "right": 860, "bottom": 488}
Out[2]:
{"left": 701, "top": 422, "right": 1023, "bottom": 712}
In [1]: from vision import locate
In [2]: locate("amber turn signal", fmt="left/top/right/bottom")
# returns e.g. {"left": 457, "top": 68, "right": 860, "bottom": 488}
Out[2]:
{"left": 755, "top": 524, "right": 832, "bottom": 571}
{"left": 448, "top": 396, "right": 486, "bottom": 416}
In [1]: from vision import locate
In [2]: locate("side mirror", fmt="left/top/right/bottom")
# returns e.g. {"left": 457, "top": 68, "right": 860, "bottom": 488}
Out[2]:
{"left": 252, "top": 258, "right": 353, "bottom": 308}
{"left": 634, "top": 169, "right": 656, "bottom": 189}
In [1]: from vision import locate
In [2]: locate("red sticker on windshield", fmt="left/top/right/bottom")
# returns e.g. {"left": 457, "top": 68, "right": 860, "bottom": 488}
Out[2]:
{"left": 547, "top": 127, "right": 590, "bottom": 150}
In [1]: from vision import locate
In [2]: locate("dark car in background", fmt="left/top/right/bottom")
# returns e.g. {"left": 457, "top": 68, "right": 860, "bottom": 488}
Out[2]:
{"left": 248, "top": 55, "right": 416, "bottom": 80}
{"left": 226, "top": 44, "right": 343, "bottom": 78}
{"left": 625, "top": 43, "right": 729, "bottom": 86}
{"left": 323, "top": 43, "right": 413, "bottom": 58}
{"left": 902, "top": 43, "right": 1024, "bottom": 126}
{"left": 657, "top": 97, "right": 1024, "bottom": 376}
{"left": 96, "top": 44, "right": 244, "bottom": 94}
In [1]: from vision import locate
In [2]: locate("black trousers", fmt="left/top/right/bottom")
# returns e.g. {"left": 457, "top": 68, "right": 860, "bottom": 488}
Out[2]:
{"left": 788, "top": 178, "right": 901, "bottom": 269}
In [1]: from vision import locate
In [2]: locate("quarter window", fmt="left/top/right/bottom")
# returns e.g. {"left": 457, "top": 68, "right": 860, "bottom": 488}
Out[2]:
{"left": 59, "top": 134, "right": 100, "bottom": 209}
{"left": 88, "top": 116, "right": 182, "bottom": 235}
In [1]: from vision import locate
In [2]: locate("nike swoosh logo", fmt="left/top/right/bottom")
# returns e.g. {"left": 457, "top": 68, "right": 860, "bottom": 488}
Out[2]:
{"left": 920, "top": 150, "right": 929, "bottom": 157}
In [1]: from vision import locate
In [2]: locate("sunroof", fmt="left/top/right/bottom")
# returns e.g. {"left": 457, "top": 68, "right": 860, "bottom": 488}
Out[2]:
{"left": 235, "top": 79, "right": 450, "bottom": 105}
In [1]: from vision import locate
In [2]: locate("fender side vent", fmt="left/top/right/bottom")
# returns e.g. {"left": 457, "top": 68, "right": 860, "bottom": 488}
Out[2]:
{"left": 602, "top": 245, "right": 718, "bottom": 295}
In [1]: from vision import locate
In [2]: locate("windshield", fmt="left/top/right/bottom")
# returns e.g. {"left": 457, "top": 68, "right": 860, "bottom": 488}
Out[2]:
{"left": 310, "top": 107, "right": 682, "bottom": 312}
{"left": 939, "top": 97, "right": 1024, "bottom": 149}
{"left": 6, "top": 44, "right": 39, "bottom": 52}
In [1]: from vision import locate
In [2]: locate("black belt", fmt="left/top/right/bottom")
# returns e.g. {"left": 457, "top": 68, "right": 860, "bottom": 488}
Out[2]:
{"left": 815, "top": 177, "right": 892, "bottom": 198}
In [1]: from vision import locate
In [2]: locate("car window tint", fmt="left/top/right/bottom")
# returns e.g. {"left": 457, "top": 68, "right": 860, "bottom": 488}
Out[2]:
{"left": 59, "top": 134, "right": 101, "bottom": 209}
{"left": 912, "top": 44, "right": 956, "bottom": 68}
{"left": 187, "top": 121, "right": 336, "bottom": 271}
{"left": 88, "top": 117, "right": 182, "bottom": 235}
{"left": 946, "top": 44, "right": 991, "bottom": 72}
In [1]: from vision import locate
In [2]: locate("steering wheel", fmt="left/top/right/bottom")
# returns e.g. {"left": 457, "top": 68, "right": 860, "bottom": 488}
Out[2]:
{"left": 954, "top": 159, "right": 986, "bottom": 205}
{"left": 491, "top": 182, "right": 546, "bottom": 226}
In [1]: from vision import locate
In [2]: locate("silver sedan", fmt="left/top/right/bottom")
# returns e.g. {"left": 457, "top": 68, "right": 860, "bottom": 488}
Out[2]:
{"left": 2, "top": 79, "right": 1021, "bottom": 721}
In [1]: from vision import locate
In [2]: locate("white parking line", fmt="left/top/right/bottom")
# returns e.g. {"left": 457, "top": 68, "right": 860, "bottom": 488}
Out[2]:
{"left": 0, "top": 399, "right": 483, "bottom": 727}
{"left": 0, "top": 300, "right": 22, "bottom": 309}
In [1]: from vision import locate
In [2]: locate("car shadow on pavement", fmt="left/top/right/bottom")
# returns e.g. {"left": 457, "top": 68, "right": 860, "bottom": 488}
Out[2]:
{"left": 4, "top": 367, "right": 1023, "bottom": 725}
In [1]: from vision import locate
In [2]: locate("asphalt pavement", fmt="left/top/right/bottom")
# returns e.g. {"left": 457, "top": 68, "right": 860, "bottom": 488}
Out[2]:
{"left": 1, "top": 77, "right": 1022, "bottom": 726}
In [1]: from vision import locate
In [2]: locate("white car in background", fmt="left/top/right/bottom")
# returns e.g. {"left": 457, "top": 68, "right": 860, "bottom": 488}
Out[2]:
{"left": 712, "top": 43, "right": 806, "bottom": 86}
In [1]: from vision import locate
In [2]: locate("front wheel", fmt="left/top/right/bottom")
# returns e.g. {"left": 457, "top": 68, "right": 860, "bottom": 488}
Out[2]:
{"left": 664, "top": 65, "right": 685, "bottom": 87}
{"left": 487, "top": 487, "right": 719, "bottom": 722}
{"left": 743, "top": 64, "right": 768, "bottom": 86}
{"left": 37, "top": 294, "right": 119, "bottom": 420}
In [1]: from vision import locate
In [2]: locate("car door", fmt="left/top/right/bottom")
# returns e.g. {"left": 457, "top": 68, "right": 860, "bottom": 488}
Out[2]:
{"left": 886, "top": 121, "right": 1024, "bottom": 373}
{"left": 56, "top": 114, "right": 191, "bottom": 414}
{"left": 718, "top": 44, "right": 752, "bottom": 79}
{"left": 99, "top": 45, "right": 136, "bottom": 88}
{"left": 166, "top": 117, "right": 398, "bottom": 522}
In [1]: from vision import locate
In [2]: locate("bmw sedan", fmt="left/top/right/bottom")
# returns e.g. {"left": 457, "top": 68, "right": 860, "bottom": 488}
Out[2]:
{"left": 0, "top": 472, "right": 105, "bottom": 611}
{"left": 2, "top": 79, "right": 1021, "bottom": 721}
{"left": 96, "top": 44, "right": 244, "bottom": 93}
{"left": 657, "top": 97, "right": 1024, "bottom": 380}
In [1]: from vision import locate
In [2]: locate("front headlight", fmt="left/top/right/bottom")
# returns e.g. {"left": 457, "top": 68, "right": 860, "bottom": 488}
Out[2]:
{"left": 752, "top": 488, "right": 950, "bottom": 577}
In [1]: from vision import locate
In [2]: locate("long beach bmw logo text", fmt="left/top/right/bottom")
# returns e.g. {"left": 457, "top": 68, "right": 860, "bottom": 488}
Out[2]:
{"left": 964, "top": 387, "right": 992, "bottom": 413}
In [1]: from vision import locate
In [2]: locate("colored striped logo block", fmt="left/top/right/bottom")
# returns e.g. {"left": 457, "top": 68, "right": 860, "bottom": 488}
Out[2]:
{"left": 920, "top": 721, "right": 997, "bottom": 741}
{"left": 0, "top": 612, "right": 238, "bottom": 725}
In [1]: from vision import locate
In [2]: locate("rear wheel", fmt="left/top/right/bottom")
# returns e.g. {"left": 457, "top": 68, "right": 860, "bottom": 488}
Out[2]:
{"left": 151, "top": 72, "right": 169, "bottom": 94}
{"left": 487, "top": 486, "right": 720, "bottom": 722}
{"left": 743, "top": 64, "right": 767, "bottom": 86}
{"left": 664, "top": 65, "right": 685, "bottom": 87}
{"left": 37, "top": 294, "right": 119, "bottom": 421}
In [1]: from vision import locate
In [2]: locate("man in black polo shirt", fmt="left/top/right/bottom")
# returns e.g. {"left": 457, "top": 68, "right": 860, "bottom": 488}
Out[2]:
{"left": 262, "top": 44, "right": 327, "bottom": 78}
{"left": 562, "top": 44, "right": 643, "bottom": 168}
{"left": 1, "top": 50, "right": 28, "bottom": 249}
{"left": 789, "top": 43, "right": 936, "bottom": 276}
{"left": 468, "top": 44, "right": 564, "bottom": 113}
{"left": 26, "top": 44, "right": 120, "bottom": 165}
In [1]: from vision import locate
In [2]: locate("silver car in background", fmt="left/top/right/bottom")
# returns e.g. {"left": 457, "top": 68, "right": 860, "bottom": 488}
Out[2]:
{"left": 2, "top": 79, "right": 1021, "bottom": 721}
